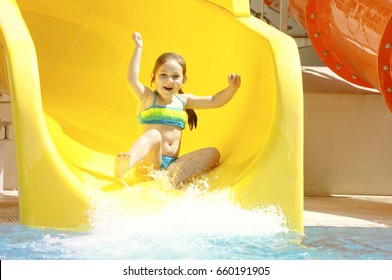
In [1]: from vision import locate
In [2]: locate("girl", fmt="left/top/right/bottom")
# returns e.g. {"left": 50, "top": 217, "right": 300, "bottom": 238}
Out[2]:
{"left": 115, "top": 32, "right": 241, "bottom": 186}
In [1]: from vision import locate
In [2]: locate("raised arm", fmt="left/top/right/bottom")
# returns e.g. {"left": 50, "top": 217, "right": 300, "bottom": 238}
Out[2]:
{"left": 127, "top": 32, "right": 147, "bottom": 100}
{"left": 185, "top": 73, "right": 241, "bottom": 109}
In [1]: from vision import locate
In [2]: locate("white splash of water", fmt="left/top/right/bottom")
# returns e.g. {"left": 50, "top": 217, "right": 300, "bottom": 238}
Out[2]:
{"left": 40, "top": 177, "right": 290, "bottom": 259}
{"left": 88, "top": 178, "right": 288, "bottom": 237}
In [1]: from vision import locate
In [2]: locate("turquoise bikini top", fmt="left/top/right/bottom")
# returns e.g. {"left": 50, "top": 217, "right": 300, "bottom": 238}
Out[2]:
{"left": 137, "top": 91, "right": 187, "bottom": 129}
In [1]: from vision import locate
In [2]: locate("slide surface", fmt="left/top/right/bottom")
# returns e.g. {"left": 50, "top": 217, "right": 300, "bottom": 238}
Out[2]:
{"left": 0, "top": 0, "right": 303, "bottom": 231}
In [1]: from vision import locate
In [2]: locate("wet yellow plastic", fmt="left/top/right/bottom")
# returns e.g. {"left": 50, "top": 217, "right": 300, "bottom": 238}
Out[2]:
{"left": 1, "top": 0, "right": 303, "bottom": 232}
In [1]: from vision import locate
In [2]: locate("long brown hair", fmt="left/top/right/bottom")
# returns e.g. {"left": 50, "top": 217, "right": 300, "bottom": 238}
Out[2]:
{"left": 151, "top": 52, "right": 197, "bottom": 130}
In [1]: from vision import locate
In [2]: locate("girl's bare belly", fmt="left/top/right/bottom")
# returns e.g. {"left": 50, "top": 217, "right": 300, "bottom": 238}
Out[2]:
{"left": 140, "top": 124, "right": 182, "bottom": 157}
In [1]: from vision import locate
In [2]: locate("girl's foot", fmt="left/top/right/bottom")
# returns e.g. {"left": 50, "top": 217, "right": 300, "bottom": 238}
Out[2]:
{"left": 114, "top": 152, "right": 131, "bottom": 178}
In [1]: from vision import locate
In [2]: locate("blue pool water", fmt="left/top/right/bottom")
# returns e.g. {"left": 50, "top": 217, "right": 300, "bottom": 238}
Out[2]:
{"left": 1, "top": 187, "right": 392, "bottom": 260}
{"left": 1, "top": 223, "right": 392, "bottom": 260}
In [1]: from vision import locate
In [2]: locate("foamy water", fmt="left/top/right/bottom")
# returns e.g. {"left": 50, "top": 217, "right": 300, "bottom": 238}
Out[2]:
{"left": 1, "top": 175, "right": 301, "bottom": 259}
{"left": 32, "top": 178, "right": 291, "bottom": 259}
{"left": 89, "top": 182, "right": 288, "bottom": 237}
{"left": 2, "top": 182, "right": 391, "bottom": 259}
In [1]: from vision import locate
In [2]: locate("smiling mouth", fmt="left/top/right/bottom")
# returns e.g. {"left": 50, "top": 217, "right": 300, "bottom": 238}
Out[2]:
{"left": 164, "top": 86, "right": 173, "bottom": 91}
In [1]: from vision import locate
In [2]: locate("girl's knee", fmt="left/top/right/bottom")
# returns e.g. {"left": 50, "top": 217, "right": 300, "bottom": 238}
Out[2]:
{"left": 204, "top": 147, "right": 220, "bottom": 164}
{"left": 192, "top": 147, "right": 220, "bottom": 170}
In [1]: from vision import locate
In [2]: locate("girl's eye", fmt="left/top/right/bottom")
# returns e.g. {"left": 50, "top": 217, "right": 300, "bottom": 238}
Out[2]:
{"left": 159, "top": 73, "right": 167, "bottom": 77}
{"left": 173, "top": 75, "right": 180, "bottom": 79}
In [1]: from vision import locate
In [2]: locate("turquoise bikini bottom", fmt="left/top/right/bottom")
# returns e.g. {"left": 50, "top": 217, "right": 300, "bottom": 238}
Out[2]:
{"left": 161, "top": 155, "right": 177, "bottom": 169}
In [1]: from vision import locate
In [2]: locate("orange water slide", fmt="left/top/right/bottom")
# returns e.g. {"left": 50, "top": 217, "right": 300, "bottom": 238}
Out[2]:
{"left": 266, "top": 0, "right": 392, "bottom": 110}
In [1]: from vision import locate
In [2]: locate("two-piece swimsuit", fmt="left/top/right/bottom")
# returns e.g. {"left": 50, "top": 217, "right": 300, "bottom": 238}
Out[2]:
{"left": 138, "top": 91, "right": 187, "bottom": 169}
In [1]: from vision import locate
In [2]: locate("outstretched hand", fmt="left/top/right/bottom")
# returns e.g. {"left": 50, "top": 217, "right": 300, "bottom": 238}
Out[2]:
{"left": 132, "top": 32, "right": 143, "bottom": 48}
{"left": 228, "top": 73, "right": 241, "bottom": 90}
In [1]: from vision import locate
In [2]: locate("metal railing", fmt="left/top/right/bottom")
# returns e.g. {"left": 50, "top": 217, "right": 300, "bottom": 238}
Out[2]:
{"left": 250, "top": 0, "right": 312, "bottom": 48}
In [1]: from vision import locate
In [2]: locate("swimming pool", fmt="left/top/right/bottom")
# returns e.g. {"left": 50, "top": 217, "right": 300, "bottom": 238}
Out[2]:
{"left": 1, "top": 189, "right": 391, "bottom": 260}
{"left": 1, "top": 223, "right": 392, "bottom": 260}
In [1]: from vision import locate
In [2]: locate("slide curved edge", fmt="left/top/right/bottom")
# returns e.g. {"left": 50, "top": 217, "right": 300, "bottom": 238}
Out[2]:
{"left": 0, "top": 0, "right": 90, "bottom": 229}
{"left": 232, "top": 17, "right": 304, "bottom": 233}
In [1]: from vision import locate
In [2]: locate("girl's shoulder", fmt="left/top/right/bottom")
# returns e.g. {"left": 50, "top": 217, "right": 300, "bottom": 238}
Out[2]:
{"left": 178, "top": 92, "right": 196, "bottom": 101}
{"left": 177, "top": 93, "right": 191, "bottom": 106}
{"left": 179, "top": 92, "right": 201, "bottom": 103}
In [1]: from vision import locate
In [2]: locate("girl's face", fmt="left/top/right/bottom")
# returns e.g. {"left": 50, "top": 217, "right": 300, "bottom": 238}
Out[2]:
{"left": 154, "top": 59, "right": 186, "bottom": 100}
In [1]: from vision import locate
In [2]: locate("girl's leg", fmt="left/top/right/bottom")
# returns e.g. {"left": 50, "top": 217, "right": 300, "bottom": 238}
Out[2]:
{"left": 114, "top": 129, "right": 162, "bottom": 178}
{"left": 167, "top": 147, "right": 220, "bottom": 186}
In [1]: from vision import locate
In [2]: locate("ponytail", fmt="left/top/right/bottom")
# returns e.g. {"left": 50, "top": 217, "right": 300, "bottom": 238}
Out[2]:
{"left": 179, "top": 89, "right": 197, "bottom": 130}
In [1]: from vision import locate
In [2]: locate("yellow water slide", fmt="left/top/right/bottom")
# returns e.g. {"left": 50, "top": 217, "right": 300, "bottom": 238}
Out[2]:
{"left": 0, "top": 0, "right": 303, "bottom": 231}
